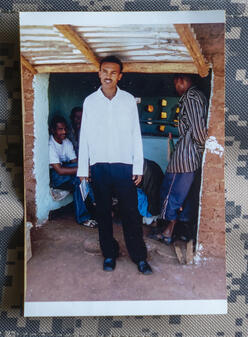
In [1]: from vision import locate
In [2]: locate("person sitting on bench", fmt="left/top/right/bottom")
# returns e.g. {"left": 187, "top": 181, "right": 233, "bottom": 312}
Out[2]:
{"left": 49, "top": 115, "right": 97, "bottom": 228}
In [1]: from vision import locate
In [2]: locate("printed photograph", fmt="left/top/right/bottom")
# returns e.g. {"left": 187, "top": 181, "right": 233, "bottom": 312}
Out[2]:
{"left": 20, "top": 11, "right": 227, "bottom": 316}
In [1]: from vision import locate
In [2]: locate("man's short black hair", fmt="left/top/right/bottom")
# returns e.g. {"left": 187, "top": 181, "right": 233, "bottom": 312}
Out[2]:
{"left": 70, "top": 106, "right": 82, "bottom": 122}
{"left": 50, "top": 115, "right": 67, "bottom": 134}
{"left": 174, "top": 74, "right": 196, "bottom": 85}
{"left": 100, "top": 55, "right": 123, "bottom": 73}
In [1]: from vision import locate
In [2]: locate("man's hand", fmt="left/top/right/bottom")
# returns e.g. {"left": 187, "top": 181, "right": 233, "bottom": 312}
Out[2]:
{"left": 51, "top": 163, "right": 77, "bottom": 176}
{"left": 132, "top": 175, "right": 142, "bottom": 186}
{"left": 79, "top": 177, "right": 89, "bottom": 182}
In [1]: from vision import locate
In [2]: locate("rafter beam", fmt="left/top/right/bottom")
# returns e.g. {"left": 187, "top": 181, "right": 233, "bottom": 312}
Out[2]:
{"left": 174, "top": 24, "right": 209, "bottom": 77}
{"left": 21, "top": 55, "right": 37, "bottom": 75}
{"left": 54, "top": 24, "right": 100, "bottom": 68}
{"left": 34, "top": 62, "right": 198, "bottom": 74}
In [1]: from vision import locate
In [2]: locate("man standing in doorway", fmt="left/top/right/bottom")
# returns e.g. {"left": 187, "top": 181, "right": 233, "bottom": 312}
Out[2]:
{"left": 77, "top": 55, "right": 152, "bottom": 275}
{"left": 151, "top": 75, "right": 208, "bottom": 244}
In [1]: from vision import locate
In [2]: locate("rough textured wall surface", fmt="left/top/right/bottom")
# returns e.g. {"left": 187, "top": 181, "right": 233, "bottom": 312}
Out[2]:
{"left": 199, "top": 72, "right": 225, "bottom": 257}
{"left": 1, "top": 1, "right": 248, "bottom": 337}
{"left": 193, "top": 23, "right": 225, "bottom": 257}
{"left": 22, "top": 66, "right": 37, "bottom": 224}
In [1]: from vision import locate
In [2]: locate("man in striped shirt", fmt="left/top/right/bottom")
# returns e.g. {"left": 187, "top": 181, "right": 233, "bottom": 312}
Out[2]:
{"left": 152, "top": 75, "right": 208, "bottom": 244}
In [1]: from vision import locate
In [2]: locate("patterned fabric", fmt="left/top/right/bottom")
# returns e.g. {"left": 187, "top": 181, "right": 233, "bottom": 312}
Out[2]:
{"left": 0, "top": 1, "right": 248, "bottom": 336}
{"left": 167, "top": 86, "right": 208, "bottom": 173}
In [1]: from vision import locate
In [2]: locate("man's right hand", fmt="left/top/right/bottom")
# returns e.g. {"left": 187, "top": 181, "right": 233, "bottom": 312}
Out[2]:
{"left": 79, "top": 177, "right": 89, "bottom": 182}
{"left": 79, "top": 167, "right": 91, "bottom": 182}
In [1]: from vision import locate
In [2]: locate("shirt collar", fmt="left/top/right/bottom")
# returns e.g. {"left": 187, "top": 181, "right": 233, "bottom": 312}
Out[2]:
{"left": 51, "top": 134, "right": 63, "bottom": 145}
{"left": 97, "top": 86, "right": 120, "bottom": 100}
{"left": 179, "top": 85, "right": 197, "bottom": 103}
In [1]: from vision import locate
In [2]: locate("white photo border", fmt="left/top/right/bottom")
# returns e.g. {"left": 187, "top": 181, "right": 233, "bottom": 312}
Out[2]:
{"left": 21, "top": 10, "right": 226, "bottom": 317}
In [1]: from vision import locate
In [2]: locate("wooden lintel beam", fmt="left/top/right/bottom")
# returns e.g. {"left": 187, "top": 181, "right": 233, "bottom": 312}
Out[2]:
{"left": 123, "top": 62, "right": 198, "bottom": 74}
{"left": 35, "top": 63, "right": 98, "bottom": 73}
{"left": 35, "top": 62, "right": 198, "bottom": 74}
{"left": 21, "top": 55, "right": 37, "bottom": 75}
{"left": 174, "top": 24, "right": 209, "bottom": 77}
{"left": 54, "top": 24, "right": 100, "bottom": 68}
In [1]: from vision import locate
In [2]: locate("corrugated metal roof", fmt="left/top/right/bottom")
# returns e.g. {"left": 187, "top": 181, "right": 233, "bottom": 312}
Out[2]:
{"left": 20, "top": 24, "right": 193, "bottom": 66}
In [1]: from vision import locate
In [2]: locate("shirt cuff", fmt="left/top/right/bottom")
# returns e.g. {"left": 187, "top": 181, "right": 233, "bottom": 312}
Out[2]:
{"left": 77, "top": 167, "right": 88, "bottom": 177}
{"left": 132, "top": 160, "right": 144, "bottom": 175}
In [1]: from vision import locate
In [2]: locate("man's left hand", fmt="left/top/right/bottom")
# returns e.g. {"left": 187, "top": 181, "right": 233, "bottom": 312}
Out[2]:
{"left": 132, "top": 175, "right": 142, "bottom": 186}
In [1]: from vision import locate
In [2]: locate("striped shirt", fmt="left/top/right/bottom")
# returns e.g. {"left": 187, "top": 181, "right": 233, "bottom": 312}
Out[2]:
{"left": 166, "top": 86, "right": 208, "bottom": 173}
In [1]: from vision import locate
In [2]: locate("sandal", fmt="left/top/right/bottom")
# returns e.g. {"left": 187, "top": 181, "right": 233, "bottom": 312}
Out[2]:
{"left": 148, "top": 220, "right": 167, "bottom": 236}
{"left": 148, "top": 219, "right": 176, "bottom": 245}
{"left": 80, "top": 219, "right": 98, "bottom": 228}
{"left": 148, "top": 232, "right": 173, "bottom": 245}
{"left": 160, "top": 233, "right": 173, "bottom": 245}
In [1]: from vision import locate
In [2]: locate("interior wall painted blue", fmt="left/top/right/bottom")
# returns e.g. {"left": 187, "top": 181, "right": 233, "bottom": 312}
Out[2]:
{"left": 48, "top": 73, "right": 100, "bottom": 127}
{"left": 142, "top": 136, "right": 168, "bottom": 172}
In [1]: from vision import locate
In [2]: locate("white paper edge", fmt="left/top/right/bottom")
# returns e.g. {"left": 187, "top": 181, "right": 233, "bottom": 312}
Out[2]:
{"left": 20, "top": 10, "right": 225, "bottom": 26}
{"left": 24, "top": 299, "right": 227, "bottom": 317}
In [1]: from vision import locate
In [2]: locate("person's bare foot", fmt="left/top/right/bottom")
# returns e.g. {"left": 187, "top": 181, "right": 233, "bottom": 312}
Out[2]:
{"left": 148, "top": 219, "right": 177, "bottom": 245}
{"left": 162, "top": 219, "right": 177, "bottom": 238}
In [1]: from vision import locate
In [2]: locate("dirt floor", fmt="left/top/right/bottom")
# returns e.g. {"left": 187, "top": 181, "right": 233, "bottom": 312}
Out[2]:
{"left": 25, "top": 205, "right": 226, "bottom": 302}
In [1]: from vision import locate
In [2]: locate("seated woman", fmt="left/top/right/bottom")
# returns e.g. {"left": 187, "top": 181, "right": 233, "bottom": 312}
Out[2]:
{"left": 49, "top": 115, "right": 97, "bottom": 228}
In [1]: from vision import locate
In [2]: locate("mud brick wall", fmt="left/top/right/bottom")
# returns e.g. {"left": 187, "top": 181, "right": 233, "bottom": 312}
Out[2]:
{"left": 22, "top": 65, "right": 37, "bottom": 224}
{"left": 194, "top": 24, "right": 225, "bottom": 257}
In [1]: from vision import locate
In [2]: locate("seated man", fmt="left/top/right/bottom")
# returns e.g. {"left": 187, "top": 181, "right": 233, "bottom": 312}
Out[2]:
{"left": 49, "top": 115, "right": 96, "bottom": 228}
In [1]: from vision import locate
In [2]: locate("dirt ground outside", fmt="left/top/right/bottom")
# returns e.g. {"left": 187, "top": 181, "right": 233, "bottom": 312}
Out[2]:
{"left": 26, "top": 206, "right": 226, "bottom": 303}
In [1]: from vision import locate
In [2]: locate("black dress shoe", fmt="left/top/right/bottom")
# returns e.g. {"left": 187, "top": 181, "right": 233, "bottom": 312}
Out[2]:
{"left": 137, "top": 260, "right": 153, "bottom": 275}
{"left": 103, "top": 258, "right": 116, "bottom": 271}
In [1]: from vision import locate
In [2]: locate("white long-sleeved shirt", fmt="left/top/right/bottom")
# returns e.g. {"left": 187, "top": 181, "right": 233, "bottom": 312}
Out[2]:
{"left": 77, "top": 87, "right": 144, "bottom": 177}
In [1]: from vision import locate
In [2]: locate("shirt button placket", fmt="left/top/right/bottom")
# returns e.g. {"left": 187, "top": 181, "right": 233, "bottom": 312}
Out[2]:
{"left": 107, "top": 100, "right": 113, "bottom": 163}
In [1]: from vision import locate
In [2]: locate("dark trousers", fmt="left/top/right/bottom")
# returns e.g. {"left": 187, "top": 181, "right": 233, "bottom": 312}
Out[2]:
{"left": 160, "top": 169, "right": 201, "bottom": 222}
{"left": 50, "top": 162, "right": 94, "bottom": 224}
{"left": 90, "top": 163, "right": 147, "bottom": 263}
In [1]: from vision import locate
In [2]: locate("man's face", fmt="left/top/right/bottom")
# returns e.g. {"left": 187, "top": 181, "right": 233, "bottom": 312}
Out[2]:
{"left": 73, "top": 110, "right": 82, "bottom": 131}
{"left": 98, "top": 62, "right": 123, "bottom": 91}
{"left": 174, "top": 78, "right": 186, "bottom": 96}
{"left": 174, "top": 77, "right": 191, "bottom": 96}
{"left": 53, "top": 122, "right": 67, "bottom": 143}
